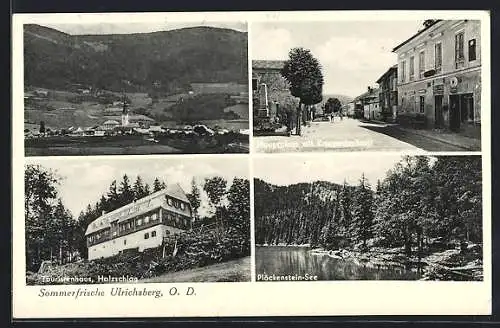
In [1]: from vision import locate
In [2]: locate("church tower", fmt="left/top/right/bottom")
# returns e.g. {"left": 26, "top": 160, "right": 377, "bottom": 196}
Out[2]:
{"left": 121, "top": 91, "right": 129, "bottom": 127}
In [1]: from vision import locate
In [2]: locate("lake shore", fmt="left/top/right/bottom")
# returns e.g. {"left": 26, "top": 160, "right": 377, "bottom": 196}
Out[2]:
{"left": 256, "top": 243, "right": 483, "bottom": 281}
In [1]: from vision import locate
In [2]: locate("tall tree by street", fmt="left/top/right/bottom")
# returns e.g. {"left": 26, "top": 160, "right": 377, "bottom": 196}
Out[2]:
{"left": 281, "top": 47, "right": 324, "bottom": 136}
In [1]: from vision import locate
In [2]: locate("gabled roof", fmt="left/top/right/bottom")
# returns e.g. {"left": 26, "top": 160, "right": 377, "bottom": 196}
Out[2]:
{"left": 392, "top": 20, "right": 443, "bottom": 52}
{"left": 355, "top": 88, "right": 380, "bottom": 101}
{"left": 376, "top": 65, "right": 398, "bottom": 84}
{"left": 252, "top": 60, "right": 286, "bottom": 70}
{"left": 85, "top": 184, "right": 190, "bottom": 236}
{"left": 165, "top": 183, "right": 190, "bottom": 203}
{"left": 103, "top": 120, "right": 119, "bottom": 125}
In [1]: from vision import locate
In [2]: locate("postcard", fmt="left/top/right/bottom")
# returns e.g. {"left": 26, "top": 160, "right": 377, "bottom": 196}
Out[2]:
{"left": 12, "top": 10, "right": 491, "bottom": 318}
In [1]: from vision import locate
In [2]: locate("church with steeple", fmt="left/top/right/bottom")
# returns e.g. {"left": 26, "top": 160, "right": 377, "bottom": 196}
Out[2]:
{"left": 121, "top": 92, "right": 129, "bottom": 127}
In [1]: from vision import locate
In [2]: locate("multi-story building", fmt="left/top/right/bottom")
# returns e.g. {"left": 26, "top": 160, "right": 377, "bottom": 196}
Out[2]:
{"left": 85, "top": 184, "right": 192, "bottom": 261}
{"left": 393, "top": 20, "right": 481, "bottom": 135}
{"left": 376, "top": 65, "right": 398, "bottom": 122}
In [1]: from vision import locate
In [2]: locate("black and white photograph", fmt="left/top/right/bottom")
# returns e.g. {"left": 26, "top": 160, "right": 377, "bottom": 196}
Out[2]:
{"left": 23, "top": 20, "right": 249, "bottom": 156}
{"left": 252, "top": 20, "right": 482, "bottom": 152}
{"left": 254, "top": 154, "right": 483, "bottom": 281}
{"left": 12, "top": 11, "right": 491, "bottom": 318}
{"left": 25, "top": 156, "right": 251, "bottom": 284}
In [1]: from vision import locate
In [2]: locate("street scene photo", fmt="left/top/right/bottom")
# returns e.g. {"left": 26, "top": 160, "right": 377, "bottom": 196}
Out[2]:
{"left": 251, "top": 20, "right": 482, "bottom": 152}
{"left": 24, "top": 21, "right": 249, "bottom": 155}
{"left": 25, "top": 157, "right": 250, "bottom": 284}
{"left": 254, "top": 154, "right": 483, "bottom": 281}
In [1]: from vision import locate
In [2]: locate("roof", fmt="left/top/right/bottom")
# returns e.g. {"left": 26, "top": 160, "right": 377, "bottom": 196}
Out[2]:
{"left": 103, "top": 120, "right": 119, "bottom": 125}
{"left": 129, "top": 114, "right": 155, "bottom": 122}
{"left": 376, "top": 65, "right": 398, "bottom": 84}
{"left": 165, "top": 183, "right": 190, "bottom": 203}
{"left": 252, "top": 60, "right": 286, "bottom": 70}
{"left": 85, "top": 184, "right": 190, "bottom": 236}
{"left": 355, "top": 88, "right": 380, "bottom": 101}
{"left": 392, "top": 20, "right": 443, "bottom": 52}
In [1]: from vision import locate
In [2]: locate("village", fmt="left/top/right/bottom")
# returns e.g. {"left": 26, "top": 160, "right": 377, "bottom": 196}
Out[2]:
{"left": 24, "top": 82, "right": 250, "bottom": 155}
{"left": 252, "top": 19, "right": 482, "bottom": 152}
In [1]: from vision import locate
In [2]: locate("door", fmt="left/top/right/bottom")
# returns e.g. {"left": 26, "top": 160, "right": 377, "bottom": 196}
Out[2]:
{"left": 449, "top": 95, "right": 460, "bottom": 131}
{"left": 434, "top": 95, "right": 443, "bottom": 128}
{"left": 460, "top": 93, "right": 474, "bottom": 124}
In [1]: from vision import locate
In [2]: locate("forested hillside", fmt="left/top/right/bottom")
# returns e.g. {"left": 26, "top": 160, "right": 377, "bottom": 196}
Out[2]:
{"left": 24, "top": 24, "right": 248, "bottom": 92}
{"left": 255, "top": 156, "right": 483, "bottom": 257}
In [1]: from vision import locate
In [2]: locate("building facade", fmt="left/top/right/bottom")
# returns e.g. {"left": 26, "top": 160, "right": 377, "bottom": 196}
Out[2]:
{"left": 85, "top": 184, "right": 192, "bottom": 261}
{"left": 252, "top": 60, "right": 298, "bottom": 121}
{"left": 393, "top": 20, "right": 481, "bottom": 135}
{"left": 355, "top": 87, "right": 380, "bottom": 120}
{"left": 376, "top": 65, "right": 398, "bottom": 122}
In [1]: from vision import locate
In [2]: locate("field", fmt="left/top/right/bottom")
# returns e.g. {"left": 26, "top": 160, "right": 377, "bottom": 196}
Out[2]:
{"left": 140, "top": 257, "right": 251, "bottom": 283}
{"left": 25, "top": 133, "right": 249, "bottom": 155}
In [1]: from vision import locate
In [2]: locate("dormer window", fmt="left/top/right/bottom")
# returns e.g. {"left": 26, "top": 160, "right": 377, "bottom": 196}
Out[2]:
{"left": 167, "top": 197, "right": 173, "bottom": 206}
{"left": 180, "top": 203, "right": 185, "bottom": 210}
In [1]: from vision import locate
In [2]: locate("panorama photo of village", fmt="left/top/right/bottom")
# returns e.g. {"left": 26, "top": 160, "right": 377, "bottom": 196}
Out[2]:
{"left": 251, "top": 19, "right": 482, "bottom": 152}
{"left": 254, "top": 154, "right": 483, "bottom": 281}
{"left": 25, "top": 157, "right": 251, "bottom": 284}
{"left": 23, "top": 21, "right": 249, "bottom": 156}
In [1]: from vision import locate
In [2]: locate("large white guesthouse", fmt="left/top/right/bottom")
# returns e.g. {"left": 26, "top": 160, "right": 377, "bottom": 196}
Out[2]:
{"left": 85, "top": 184, "right": 193, "bottom": 260}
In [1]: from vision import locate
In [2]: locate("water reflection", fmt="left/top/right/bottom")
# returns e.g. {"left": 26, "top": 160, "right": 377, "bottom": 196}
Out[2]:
{"left": 256, "top": 247, "right": 422, "bottom": 281}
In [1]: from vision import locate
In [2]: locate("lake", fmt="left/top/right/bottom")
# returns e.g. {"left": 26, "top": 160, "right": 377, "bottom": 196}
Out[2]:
{"left": 255, "top": 246, "right": 422, "bottom": 281}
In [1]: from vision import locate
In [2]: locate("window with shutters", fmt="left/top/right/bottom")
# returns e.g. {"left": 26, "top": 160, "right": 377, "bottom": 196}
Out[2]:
{"left": 400, "top": 61, "right": 406, "bottom": 82}
{"left": 409, "top": 56, "right": 415, "bottom": 81}
{"left": 419, "top": 51, "right": 425, "bottom": 79}
{"left": 435, "top": 42, "right": 442, "bottom": 73}
{"left": 455, "top": 31, "right": 465, "bottom": 68}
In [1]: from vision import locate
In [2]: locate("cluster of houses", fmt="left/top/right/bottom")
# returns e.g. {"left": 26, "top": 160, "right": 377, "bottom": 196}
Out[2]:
{"left": 347, "top": 19, "right": 481, "bottom": 136}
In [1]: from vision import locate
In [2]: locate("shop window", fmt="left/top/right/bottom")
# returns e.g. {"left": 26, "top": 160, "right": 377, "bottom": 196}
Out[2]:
{"left": 152, "top": 213, "right": 157, "bottom": 221}
{"left": 137, "top": 218, "right": 143, "bottom": 226}
{"left": 468, "top": 39, "right": 477, "bottom": 61}
{"left": 144, "top": 216, "right": 150, "bottom": 224}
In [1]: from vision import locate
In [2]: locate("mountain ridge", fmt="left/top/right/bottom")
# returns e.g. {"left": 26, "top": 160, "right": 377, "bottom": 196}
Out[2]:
{"left": 24, "top": 24, "right": 248, "bottom": 93}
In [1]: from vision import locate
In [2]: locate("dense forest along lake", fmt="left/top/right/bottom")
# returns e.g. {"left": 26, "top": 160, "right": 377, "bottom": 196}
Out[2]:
{"left": 256, "top": 247, "right": 422, "bottom": 281}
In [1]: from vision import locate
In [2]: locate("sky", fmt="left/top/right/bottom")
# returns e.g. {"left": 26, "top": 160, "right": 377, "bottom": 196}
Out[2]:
{"left": 251, "top": 21, "right": 424, "bottom": 97}
{"left": 26, "top": 156, "right": 249, "bottom": 218}
{"left": 42, "top": 21, "right": 247, "bottom": 35}
{"left": 254, "top": 153, "right": 414, "bottom": 188}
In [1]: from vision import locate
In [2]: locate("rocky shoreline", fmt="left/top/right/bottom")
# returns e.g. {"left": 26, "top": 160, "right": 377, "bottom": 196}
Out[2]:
{"left": 308, "top": 243, "right": 483, "bottom": 281}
